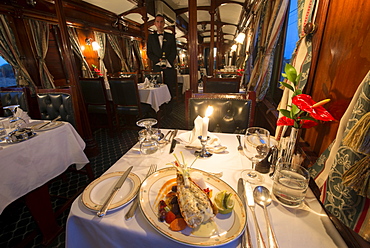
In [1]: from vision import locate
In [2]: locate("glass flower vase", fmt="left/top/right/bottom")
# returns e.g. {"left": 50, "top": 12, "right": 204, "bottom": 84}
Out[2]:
{"left": 284, "top": 127, "right": 300, "bottom": 163}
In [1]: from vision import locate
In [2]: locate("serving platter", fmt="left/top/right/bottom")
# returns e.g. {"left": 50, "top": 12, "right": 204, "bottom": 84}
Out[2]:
{"left": 82, "top": 171, "right": 140, "bottom": 212}
{"left": 139, "top": 167, "right": 246, "bottom": 247}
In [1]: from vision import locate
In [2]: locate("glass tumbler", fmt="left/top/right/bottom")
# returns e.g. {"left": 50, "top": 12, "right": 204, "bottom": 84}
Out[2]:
{"left": 272, "top": 162, "right": 310, "bottom": 207}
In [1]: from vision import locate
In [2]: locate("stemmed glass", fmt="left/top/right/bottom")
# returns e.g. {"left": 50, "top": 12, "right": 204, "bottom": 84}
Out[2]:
{"left": 3, "top": 105, "right": 20, "bottom": 129}
{"left": 241, "top": 127, "right": 270, "bottom": 184}
{"left": 136, "top": 118, "right": 159, "bottom": 155}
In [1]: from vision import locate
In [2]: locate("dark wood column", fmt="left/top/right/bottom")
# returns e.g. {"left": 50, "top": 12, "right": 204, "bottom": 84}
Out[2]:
{"left": 188, "top": 0, "right": 198, "bottom": 92}
{"left": 209, "top": 3, "right": 215, "bottom": 76}
{"left": 54, "top": 0, "right": 99, "bottom": 157}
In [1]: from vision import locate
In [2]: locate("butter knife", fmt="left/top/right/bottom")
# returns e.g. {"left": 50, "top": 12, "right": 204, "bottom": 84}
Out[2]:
{"left": 245, "top": 183, "right": 266, "bottom": 248}
{"left": 97, "top": 166, "right": 133, "bottom": 217}
{"left": 169, "top": 129, "right": 178, "bottom": 153}
{"left": 237, "top": 178, "right": 253, "bottom": 248}
{"left": 37, "top": 116, "right": 61, "bottom": 130}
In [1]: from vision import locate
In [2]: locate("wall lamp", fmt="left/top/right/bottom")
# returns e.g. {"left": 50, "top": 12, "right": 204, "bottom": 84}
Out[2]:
{"left": 235, "top": 32, "right": 246, "bottom": 44}
{"left": 85, "top": 38, "right": 101, "bottom": 51}
{"left": 230, "top": 44, "right": 237, "bottom": 52}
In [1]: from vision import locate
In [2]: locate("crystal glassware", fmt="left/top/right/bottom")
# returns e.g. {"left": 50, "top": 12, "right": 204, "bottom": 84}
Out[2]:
{"left": 241, "top": 127, "right": 270, "bottom": 183}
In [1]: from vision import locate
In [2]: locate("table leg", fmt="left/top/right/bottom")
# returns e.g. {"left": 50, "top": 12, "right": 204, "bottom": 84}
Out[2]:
{"left": 24, "top": 184, "right": 63, "bottom": 246}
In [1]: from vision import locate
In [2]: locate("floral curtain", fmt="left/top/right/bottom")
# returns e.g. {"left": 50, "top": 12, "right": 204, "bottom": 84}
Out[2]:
{"left": 246, "top": 0, "right": 290, "bottom": 102}
{"left": 0, "top": 14, "right": 35, "bottom": 91}
{"left": 68, "top": 27, "right": 93, "bottom": 78}
{"left": 28, "top": 19, "right": 55, "bottom": 89}
{"left": 276, "top": 0, "right": 318, "bottom": 136}
{"left": 309, "top": 70, "right": 370, "bottom": 242}
{"left": 107, "top": 34, "right": 130, "bottom": 72}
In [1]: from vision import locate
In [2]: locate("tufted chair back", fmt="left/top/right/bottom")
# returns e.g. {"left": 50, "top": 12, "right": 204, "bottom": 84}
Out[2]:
{"left": 203, "top": 76, "right": 240, "bottom": 93}
{"left": 0, "top": 87, "right": 29, "bottom": 116}
{"left": 185, "top": 91, "right": 256, "bottom": 133}
{"left": 36, "top": 87, "right": 76, "bottom": 127}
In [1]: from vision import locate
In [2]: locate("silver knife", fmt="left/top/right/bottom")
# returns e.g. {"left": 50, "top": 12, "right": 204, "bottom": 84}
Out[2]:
{"left": 37, "top": 116, "right": 61, "bottom": 130}
{"left": 169, "top": 129, "right": 178, "bottom": 153}
{"left": 245, "top": 183, "right": 267, "bottom": 248}
{"left": 237, "top": 178, "right": 253, "bottom": 248}
{"left": 97, "top": 166, "right": 133, "bottom": 217}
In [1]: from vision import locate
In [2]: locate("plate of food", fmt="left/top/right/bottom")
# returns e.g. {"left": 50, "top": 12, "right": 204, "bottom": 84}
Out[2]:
{"left": 139, "top": 166, "right": 246, "bottom": 247}
{"left": 82, "top": 171, "right": 140, "bottom": 212}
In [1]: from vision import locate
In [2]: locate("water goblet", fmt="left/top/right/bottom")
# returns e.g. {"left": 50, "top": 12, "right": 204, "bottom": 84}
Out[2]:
{"left": 241, "top": 127, "right": 270, "bottom": 184}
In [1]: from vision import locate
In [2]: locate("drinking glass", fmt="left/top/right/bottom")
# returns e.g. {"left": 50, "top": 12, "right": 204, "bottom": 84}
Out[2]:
{"left": 137, "top": 118, "right": 159, "bottom": 155}
{"left": 241, "top": 127, "right": 270, "bottom": 183}
{"left": 272, "top": 162, "right": 310, "bottom": 207}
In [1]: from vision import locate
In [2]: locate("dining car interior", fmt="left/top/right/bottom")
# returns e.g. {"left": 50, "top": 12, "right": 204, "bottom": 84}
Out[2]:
{"left": 0, "top": 0, "right": 369, "bottom": 247}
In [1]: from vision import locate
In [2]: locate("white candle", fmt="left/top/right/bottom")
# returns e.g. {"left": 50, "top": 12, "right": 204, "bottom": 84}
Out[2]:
{"left": 202, "top": 106, "right": 213, "bottom": 138}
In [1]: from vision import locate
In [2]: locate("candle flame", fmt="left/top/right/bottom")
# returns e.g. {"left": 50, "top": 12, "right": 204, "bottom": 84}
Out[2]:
{"left": 205, "top": 106, "right": 213, "bottom": 117}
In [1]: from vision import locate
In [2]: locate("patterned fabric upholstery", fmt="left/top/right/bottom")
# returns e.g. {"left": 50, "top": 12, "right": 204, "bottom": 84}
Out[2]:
{"left": 36, "top": 92, "right": 75, "bottom": 127}
{"left": 309, "top": 71, "right": 370, "bottom": 242}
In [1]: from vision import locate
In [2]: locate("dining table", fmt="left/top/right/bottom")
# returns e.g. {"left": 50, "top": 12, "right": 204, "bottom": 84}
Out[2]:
{"left": 66, "top": 129, "right": 347, "bottom": 248}
{"left": 137, "top": 84, "right": 171, "bottom": 112}
{"left": 0, "top": 119, "right": 89, "bottom": 244}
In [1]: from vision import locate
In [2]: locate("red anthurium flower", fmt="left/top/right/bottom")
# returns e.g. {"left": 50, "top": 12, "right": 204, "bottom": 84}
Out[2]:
{"left": 292, "top": 94, "right": 335, "bottom": 121}
{"left": 301, "top": 119, "right": 318, "bottom": 128}
{"left": 277, "top": 116, "right": 294, "bottom": 126}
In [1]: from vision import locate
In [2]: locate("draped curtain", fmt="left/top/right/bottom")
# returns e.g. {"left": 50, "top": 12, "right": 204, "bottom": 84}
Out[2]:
{"left": 124, "top": 37, "right": 133, "bottom": 71}
{"left": 276, "top": 0, "right": 318, "bottom": 136}
{"left": 68, "top": 27, "right": 93, "bottom": 78}
{"left": 132, "top": 39, "right": 144, "bottom": 71}
{"left": 0, "top": 14, "right": 35, "bottom": 91}
{"left": 28, "top": 19, "right": 55, "bottom": 89}
{"left": 246, "top": 0, "right": 290, "bottom": 101}
{"left": 107, "top": 34, "right": 130, "bottom": 72}
{"left": 93, "top": 31, "right": 109, "bottom": 88}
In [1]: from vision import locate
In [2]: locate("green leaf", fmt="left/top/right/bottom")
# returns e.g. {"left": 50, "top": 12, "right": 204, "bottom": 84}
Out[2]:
{"left": 282, "top": 73, "right": 288, "bottom": 78}
{"left": 293, "top": 89, "right": 302, "bottom": 97}
{"left": 291, "top": 104, "right": 300, "bottom": 116}
{"left": 279, "top": 109, "right": 291, "bottom": 118}
{"left": 281, "top": 82, "right": 295, "bottom": 92}
{"left": 299, "top": 116, "right": 317, "bottom": 121}
{"left": 296, "top": 73, "right": 302, "bottom": 86}
{"left": 284, "top": 64, "right": 297, "bottom": 83}
{"left": 293, "top": 121, "right": 300, "bottom": 129}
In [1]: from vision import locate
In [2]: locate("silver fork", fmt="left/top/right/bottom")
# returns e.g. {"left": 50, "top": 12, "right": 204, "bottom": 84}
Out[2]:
{"left": 125, "top": 164, "right": 157, "bottom": 220}
{"left": 237, "top": 135, "right": 243, "bottom": 152}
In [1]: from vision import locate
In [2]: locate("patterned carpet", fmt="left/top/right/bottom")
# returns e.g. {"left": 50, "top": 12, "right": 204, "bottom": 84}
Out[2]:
{"left": 0, "top": 101, "right": 185, "bottom": 248}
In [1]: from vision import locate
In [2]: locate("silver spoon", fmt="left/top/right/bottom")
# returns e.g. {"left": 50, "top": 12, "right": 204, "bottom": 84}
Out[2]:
{"left": 253, "top": 186, "right": 279, "bottom": 248}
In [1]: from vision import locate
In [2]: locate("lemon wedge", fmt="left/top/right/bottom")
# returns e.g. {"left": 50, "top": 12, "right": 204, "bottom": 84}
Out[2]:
{"left": 214, "top": 191, "right": 234, "bottom": 214}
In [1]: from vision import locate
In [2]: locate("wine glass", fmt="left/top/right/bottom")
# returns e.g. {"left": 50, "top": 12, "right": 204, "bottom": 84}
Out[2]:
{"left": 136, "top": 118, "right": 159, "bottom": 155}
{"left": 3, "top": 105, "right": 20, "bottom": 129}
{"left": 241, "top": 127, "right": 270, "bottom": 183}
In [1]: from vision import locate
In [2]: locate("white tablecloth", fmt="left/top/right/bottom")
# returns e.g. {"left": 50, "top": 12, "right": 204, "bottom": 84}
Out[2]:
{"left": 138, "top": 84, "right": 171, "bottom": 112}
{"left": 0, "top": 122, "right": 89, "bottom": 214}
{"left": 66, "top": 130, "right": 346, "bottom": 248}
{"left": 178, "top": 74, "right": 190, "bottom": 94}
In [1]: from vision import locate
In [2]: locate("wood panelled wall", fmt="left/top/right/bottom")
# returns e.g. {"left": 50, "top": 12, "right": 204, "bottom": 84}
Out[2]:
{"left": 304, "top": 0, "right": 370, "bottom": 155}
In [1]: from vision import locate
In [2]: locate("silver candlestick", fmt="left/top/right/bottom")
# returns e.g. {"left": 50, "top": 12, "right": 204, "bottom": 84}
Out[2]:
{"left": 194, "top": 136, "right": 212, "bottom": 158}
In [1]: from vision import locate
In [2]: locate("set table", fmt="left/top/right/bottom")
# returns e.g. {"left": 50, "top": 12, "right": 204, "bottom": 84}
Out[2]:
{"left": 138, "top": 84, "right": 171, "bottom": 112}
{"left": 0, "top": 120, "right": 89, "bottom": 244}
{"left": 66, "top": 130, "right": 346, "bottom": 248}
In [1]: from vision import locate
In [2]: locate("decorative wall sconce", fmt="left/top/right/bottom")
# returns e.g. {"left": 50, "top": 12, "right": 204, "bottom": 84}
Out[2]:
{"left": 85, "top": 38, "right": 101, "bottom": 51}
{"left": 235, "top": 32, "right": 246, "bottom": 44}
{"left": 230, "top": 44, "right": 237, "bottom": 52}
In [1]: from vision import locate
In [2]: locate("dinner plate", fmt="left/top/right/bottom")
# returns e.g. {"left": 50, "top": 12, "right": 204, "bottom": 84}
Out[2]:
{"left": 30, "top": 121, "right": 64, "bottom": 131}
{"left": 82, "top": 171, "right": 140, "bottom": 212}
{"left": 139, "top": 167, "right": 246, "bottom": 247}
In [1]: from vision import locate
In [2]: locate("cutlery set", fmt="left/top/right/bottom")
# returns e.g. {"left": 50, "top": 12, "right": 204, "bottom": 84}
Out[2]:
{"left": 240, "top": 180, "right": 279, "bottom": 248}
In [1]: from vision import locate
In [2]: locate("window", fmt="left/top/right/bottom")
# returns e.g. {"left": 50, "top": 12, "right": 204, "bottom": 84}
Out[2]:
{"left": 267, "top": 0, "right": 299, "bottom": 105}
{"left": 0, "top": 56, "right": 16, "bottom": 88}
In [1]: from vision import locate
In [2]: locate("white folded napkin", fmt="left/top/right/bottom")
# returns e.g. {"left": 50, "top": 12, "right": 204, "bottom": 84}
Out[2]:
{"left": 14, "top": 108, "right": 30, "bottom": 126}
{"left": 156, "top": 60, "right": 172, "bottom": 68}
{"left": 175, "top": 116, "right": 220, "bottom": 147}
